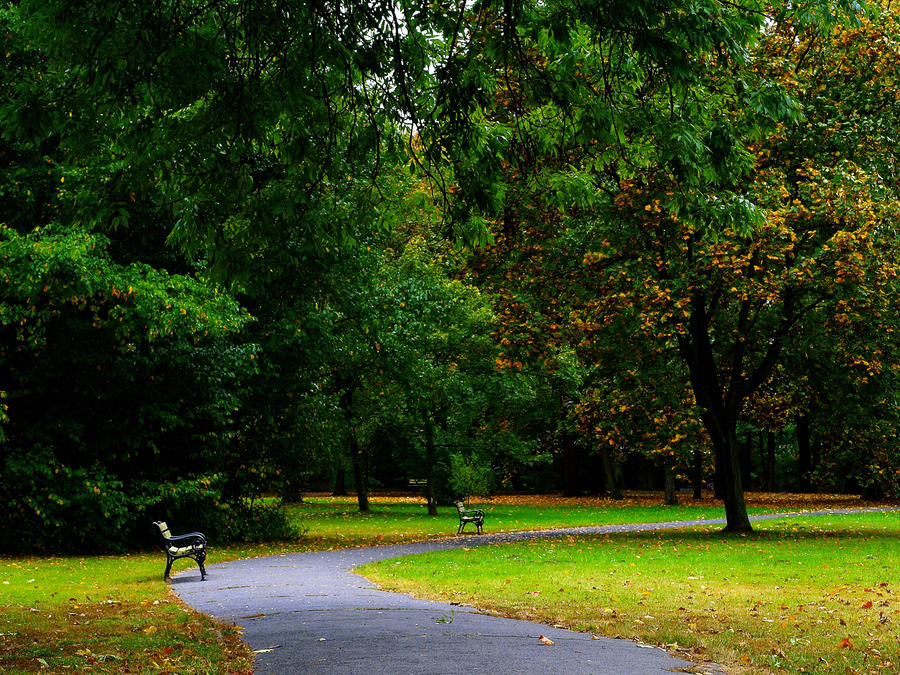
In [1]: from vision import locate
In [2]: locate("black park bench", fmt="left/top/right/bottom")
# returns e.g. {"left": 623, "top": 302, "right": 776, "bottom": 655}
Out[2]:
{"left": 153, "top": 521, "right": 208, "bottom": 581}
{"left": 453, "top": 500, "right": 485, "bottom": 534}
{"left": 408, "top": 477, "right": 428, "bottom": 491}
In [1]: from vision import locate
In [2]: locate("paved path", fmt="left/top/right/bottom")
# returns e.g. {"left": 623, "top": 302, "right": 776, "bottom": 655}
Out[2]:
{"left": 173, "top": 508, "right": 895, "bottom": 674}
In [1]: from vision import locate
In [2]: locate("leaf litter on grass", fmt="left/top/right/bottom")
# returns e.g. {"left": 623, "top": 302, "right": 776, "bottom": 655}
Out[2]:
{"left": 360, "top": 507, "right": 899, "bottom": 674}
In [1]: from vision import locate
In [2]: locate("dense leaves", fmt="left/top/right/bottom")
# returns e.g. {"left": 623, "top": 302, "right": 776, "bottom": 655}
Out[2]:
{"left": 1, "top": 0, "right": 898, "bottom": 552}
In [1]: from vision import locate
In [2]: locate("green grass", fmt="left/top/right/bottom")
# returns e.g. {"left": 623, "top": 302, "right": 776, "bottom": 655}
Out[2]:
{"left": 0, "top": 554, "right": 252, "bottom": 673}
{"left": 280, "top": 493, "right": 769, "bottom": 549}
{"left": 2, "top": 494, "right": 894, "bottom": 673}
{"left": 359, "top": 510, "right": 900, "bottom": 674}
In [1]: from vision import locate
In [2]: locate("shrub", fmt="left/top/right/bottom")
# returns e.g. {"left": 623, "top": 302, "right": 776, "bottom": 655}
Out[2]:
{"left": 1, "top": 453, "right": 135, "bottom": 552}
{"left": 0, "top": 464, "right": 298, "bottom": 554}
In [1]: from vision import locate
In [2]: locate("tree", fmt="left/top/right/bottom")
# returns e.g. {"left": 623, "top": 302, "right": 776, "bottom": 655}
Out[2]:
{"left": 0, "top": 226, "right": 255, "bottom": 551}
{"left": 420, "top": 0, "right": 875, "bottom": 530}
{"left": 573, "top": 6, "right": 900, "bottom": 529}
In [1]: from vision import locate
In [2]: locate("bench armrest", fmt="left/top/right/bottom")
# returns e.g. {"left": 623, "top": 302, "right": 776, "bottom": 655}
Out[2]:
{"left": 460, "top": 509, "right": 484, "bottom": 517}
{"left": 165, "top": 532, "right": 207, "bottom": 546}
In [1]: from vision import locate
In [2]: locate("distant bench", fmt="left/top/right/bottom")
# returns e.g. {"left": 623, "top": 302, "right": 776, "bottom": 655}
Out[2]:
{"left": 153, "top": 521, "right": 207, "bottom": 581}
{"left": 454, "top": 500, "right": 485, "bottom": 534}
{"left": 408, "top": 478, "right": 427, "bottom": 491}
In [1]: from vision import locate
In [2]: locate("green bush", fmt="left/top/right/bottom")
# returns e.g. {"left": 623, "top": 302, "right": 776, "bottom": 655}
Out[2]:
{"left": 1, "top": 452, "right": 136, "bottom": 552}
{"left": 144, "top": 475, "right": 299, "bottom": 544}
{"left": 0, "top": 464, "right": 298, "bottom": 553}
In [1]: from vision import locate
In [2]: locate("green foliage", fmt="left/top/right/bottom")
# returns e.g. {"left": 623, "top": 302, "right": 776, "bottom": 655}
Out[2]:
{"left": 0, "top": 224, "right": 263, "bottom": 552}
{"left": 449, "top": 454, "right": 495, "bottom": 503}
{"left": 0, "top": 464, "right": 297, "bottom": 553}
{"left": 0, "top": 454, "right": 132, "bottom": 552}
{"left": 146, "top": 475, "right": 299, "bottom": 545}
{"left": 2, "top": 0, "right": 895, "bottom": 556}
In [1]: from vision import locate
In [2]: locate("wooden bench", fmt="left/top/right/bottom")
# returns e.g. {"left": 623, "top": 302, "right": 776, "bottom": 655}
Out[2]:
{"left": 408, "top": 478, "right": 427, "bottom": 491}
{"left": 153, "top": 521, "right": 207, "bottom": 581}
{"left": 453, "top": 500, "right": 485, "bottom": 534}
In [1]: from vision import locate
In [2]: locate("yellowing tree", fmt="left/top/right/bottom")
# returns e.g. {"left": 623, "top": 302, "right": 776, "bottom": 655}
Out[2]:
{"left": 575, "top": 7, "right": 900, "bottom": 530}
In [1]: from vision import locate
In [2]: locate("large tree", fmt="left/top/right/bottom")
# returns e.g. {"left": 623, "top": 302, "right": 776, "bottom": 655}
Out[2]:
{"left": 419, "top": 0, "right": 877, "bottom": 531}
{"left": 1, "top": 0, "right": 437, "bottom": 547}
{"left": 574, "top": 6, "right": 900, "bottom": 529}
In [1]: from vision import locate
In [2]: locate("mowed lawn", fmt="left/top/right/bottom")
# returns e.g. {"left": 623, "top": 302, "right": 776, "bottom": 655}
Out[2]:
{"left": 1, "top": 493, "right": 895, "bottom": 673}
{"left": 281, "top": 490, "right": 877, "bottom": 548}
{"left": 360, "top": 510, "right": 900, "bottom": 674}
{"left": 284, "top": 493, "right": 744, "bottom": 547}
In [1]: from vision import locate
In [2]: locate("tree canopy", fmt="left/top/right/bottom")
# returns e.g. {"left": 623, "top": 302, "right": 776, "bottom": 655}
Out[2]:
{"left": 2, "top": 0, "right": 897, "bottom": 549}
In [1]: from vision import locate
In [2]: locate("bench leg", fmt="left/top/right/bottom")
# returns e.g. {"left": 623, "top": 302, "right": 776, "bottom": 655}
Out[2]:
{"left": 196, "top": 552, "right": 208, "bottom": 580}
{"left": 164, "top": 557, "right": 174, "bottom": 581}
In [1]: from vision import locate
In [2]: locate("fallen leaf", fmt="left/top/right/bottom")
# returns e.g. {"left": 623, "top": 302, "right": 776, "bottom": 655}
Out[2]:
{"left": 862, "top": 601, "right": 873, "bottom": 609}
{"left": 538, "top": 635, "right": 555, "bottom": 645}
{"left": 839, "top": 637, "right": 853, "bottom": 649}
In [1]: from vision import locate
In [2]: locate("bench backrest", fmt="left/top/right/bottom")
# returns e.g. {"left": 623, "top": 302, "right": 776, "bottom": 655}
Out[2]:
{"left": 155, "top": 521, "right": 171, "bottom": 539}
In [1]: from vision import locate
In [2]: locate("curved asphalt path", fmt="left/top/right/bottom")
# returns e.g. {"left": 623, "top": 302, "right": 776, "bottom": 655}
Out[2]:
{"left": 172, "top": 508, "right": 895, "bottom": 674}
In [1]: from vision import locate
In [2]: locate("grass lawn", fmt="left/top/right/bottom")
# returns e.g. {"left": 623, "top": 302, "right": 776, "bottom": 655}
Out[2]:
{"left": 282, "top": 493, "right": 740, "bottom": 548}
{"left": 1, "top": 492, "right": 894, "bottom": 673}
{"left": 279, "top": 490, "right": 876, "bottom": 549}
{"left": 359, "top": 509, "right": 900, "bottom": 674}
{"left": 0, "top": 554, "right": 252, "bottom": 673}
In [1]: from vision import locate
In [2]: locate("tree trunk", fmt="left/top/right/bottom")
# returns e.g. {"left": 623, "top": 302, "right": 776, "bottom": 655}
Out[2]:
{"left": 764, "top": 431, "right": 776, "bottom": 492}
{"left": 339, "top": 384, "right": 369, "bottom": 513}
{"left": 664, "top": 466, "right": 678, "bottom": 506}
{"left": 812, "top": 437, "right": 821, "bottom": 469}
{"left": 679, "top": 293, "right": 753, "bottom": 533}
{"left": 599, "top": 445, "right": 623, "bottom": 499}
{"left": 351, "top": 435, "right": 369, "bottom": 513}
{"left": 692, "top": 449, "right": 703, "bottom": 499}
{"left": 714, "top": 458, "right": 724, "bottom": 500}
{"left": 741, "top": 432, "right": 752, "bottom": 492}
{"left": 797, "top": 413, "right": 812, "bottom": 492}
{"left": 424, "top": 418, "right": 438, "bottom": 516}
{"left": 614, "top": 459, "right": 625, "bottom": 497}
{"left": 282, "top": 479, "right": 304, "bottom": 504}
{"left": 710, "top": 423, "right": 751, "bottom": 532}
{"left": 562, "top": 433, "right": 580, "bottom": 497}
{"left": 332, "top": 466, "right": 348, "bottom": 496}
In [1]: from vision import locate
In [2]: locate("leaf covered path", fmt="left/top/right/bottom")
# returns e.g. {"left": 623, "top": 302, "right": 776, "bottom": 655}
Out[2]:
{"left": 173, "top": 508, "right": 895, "bottom": 674}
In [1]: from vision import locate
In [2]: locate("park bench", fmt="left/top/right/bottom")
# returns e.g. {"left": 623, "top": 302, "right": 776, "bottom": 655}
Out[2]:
{"left": 408, "top": 477, "right": 427, "bottom": 491}
{"left": 152, "top": 521, "right": 208, "bottom": 581}
{"left": 453, "top": 500, "right": 485, "bottom": 534}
